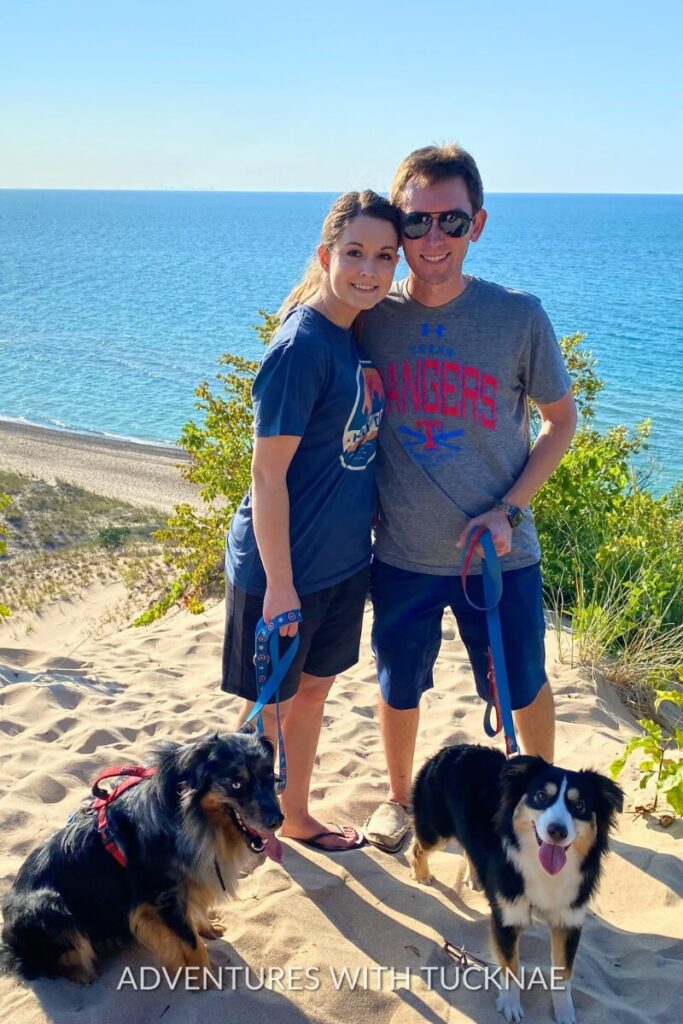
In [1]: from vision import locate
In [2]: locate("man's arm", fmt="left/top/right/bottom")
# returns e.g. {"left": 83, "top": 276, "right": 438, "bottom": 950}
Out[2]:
{"left": 456, "top": 389, "right": 577, "bottom": 556}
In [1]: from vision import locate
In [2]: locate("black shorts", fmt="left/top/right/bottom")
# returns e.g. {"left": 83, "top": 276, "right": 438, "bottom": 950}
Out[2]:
{"left": 221, "top": 566, "right": 370, "bottom": 702}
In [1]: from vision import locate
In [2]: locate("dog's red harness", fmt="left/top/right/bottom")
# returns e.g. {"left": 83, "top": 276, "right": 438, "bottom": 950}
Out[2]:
{"left": 90, "top": 764, "right": 157, "bottom": 867}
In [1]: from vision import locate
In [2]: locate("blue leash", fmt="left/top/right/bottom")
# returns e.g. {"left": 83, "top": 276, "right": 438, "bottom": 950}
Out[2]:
{"left": 461, "top": 527, "right": 519, "bottom": 756}
{"left": 240, "top": 609, "right": 302, "bottom": 792}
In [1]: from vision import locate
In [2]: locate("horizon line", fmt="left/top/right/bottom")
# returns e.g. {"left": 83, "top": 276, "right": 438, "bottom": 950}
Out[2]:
{"left": 1, "top": 187, "right": 682, "bottom": 197}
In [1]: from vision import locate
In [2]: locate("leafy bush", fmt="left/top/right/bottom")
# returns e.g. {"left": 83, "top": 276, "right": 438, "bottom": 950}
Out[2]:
{"left": 97, "top": 525, "right": 132, "bottom": 551}
{"left": 534, "top": 336, "right": 682, "bottom": 690}
{"left": 667, "top": 481, "right": 683, "bottom": 518}
{"left": 134, "top": 312, "right": 276, "bottom": 624}
{"left": 610, "top": 675, "right": 683, "bottom": 820}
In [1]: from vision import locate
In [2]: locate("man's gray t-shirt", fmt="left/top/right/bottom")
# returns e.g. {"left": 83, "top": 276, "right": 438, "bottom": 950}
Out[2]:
{"left": 361, "top": 277, "right": 571, "bottom": 575}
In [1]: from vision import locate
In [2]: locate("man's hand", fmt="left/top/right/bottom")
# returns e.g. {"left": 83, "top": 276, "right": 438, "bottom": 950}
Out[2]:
{"left": 263, "top": 583, "right": 301, "bottom": 637}
{"left": 456, "top": 506, "right": 512, "bottom": 557}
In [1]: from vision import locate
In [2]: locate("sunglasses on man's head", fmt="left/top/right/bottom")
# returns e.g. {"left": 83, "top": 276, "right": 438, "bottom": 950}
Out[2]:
{"left": 400, "top": 208, "right": 476, "bottom": 240}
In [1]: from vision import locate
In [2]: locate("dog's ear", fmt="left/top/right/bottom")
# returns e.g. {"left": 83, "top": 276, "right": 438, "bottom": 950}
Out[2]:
{"left": 501, "top": 754, "right": 548, "bottom": 785}
{"left": 493, "top": 755, "right": 546, "bottom": 834}
{"left": 257, "top": 734, "right": 275, "bottom": 759}
{"left": 586, "top": 771, "right": 624, "bottom": 820}
{"left": 499, "top": 754, "right": 547, "bottom": 806}
{"left": 174, "top": 734, "right": 221, "bottom": 784}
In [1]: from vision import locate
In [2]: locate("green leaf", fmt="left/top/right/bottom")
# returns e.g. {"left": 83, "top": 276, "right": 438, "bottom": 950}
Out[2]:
{"left": 663, "top": 787, "right": 683, "bottom": 816}
{"left": 610, "top": 736, "right": 647, "bottom": 777}
{"left": 658, "top": 766, "right": 683, "bottom": 792}
{"left": 655, "top": 689, "right": 683, "bottom": 711}
{"left": 639, "top": 718, "right": 663, "bottom": 742}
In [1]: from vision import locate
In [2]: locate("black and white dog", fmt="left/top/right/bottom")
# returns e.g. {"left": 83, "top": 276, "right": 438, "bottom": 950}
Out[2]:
{"left": 410, "top": 744, "right": 623, "bottom": 1024}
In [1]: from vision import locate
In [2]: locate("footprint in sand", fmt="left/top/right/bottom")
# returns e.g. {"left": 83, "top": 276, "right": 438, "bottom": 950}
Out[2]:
{"left": 0, "top": 720, "right": 26, "bottom": 737}
{"left": 16, "top": 773, "right": 68, "bottom": 804}
{"left": 75, "top": 727, "right": 124, "bottom": 754}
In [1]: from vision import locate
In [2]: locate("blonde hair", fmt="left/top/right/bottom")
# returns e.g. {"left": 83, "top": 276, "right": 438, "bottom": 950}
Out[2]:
{"left": 276, "top": 190, "right": 399, "bottom": 323}
{"left": 390, "top": 142, "right": 484, "bottom": 213}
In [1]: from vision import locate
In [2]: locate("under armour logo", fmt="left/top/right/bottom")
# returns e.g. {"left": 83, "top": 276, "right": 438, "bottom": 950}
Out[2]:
{"left": 421, "top": 323, "right": 445, "bottom": 338}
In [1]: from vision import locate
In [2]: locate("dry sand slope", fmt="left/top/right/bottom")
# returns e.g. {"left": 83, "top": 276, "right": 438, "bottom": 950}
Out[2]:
{"left": 0, "top": 589, "right": 681, "bottom": 1024}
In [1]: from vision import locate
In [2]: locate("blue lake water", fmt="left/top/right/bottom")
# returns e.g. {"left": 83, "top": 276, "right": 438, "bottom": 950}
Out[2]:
{"left": 1, "top": 190, "right": 681, "bottom": 492}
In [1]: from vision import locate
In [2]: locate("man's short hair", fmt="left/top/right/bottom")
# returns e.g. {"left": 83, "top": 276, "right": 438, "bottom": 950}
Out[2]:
{"left": 390, "top": 143, "right": 484, "bottom": 213}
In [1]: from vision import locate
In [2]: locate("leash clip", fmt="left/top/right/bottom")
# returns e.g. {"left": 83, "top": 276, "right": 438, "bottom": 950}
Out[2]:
{"left": 443, "top": 939, "right": 491, "bottom": 971}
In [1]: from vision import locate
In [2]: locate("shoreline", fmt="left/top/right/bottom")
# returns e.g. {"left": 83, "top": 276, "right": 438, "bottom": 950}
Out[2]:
{"left": 0, "top": 419, "right": 200, "bottom": 513}
{"left": 0, "top": 416, "right": 184, "bottom": 454}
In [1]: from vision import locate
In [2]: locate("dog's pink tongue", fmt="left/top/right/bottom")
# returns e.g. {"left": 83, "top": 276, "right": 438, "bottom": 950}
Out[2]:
{"left": 538, "top": 841, "right": 567, "bottom": 875}
{"left": 262, "top": 832, "right": 283, "bottom": 864}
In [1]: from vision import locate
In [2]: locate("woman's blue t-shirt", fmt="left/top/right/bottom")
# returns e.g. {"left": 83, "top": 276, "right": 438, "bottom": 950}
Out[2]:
{"left": 226, "top": 306, "right": 386, "bottom": 597}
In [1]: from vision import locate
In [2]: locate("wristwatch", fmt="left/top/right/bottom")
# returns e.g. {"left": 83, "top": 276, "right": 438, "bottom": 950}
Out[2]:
{"left": 495, "top": 501, "right": 524, "bottom": 528}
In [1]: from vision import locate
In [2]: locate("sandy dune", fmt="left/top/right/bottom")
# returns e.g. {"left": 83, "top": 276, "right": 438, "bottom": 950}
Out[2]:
{"left": 1, "top": 583, "right": 681, "bottom": 1024}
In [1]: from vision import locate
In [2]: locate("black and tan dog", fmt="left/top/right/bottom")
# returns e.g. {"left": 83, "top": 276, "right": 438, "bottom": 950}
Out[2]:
{"left": 410, "top": 743, "right": 623, "bottom": 1024}
{"left": 0, "top": 731, "right": 283, "bottom": 985}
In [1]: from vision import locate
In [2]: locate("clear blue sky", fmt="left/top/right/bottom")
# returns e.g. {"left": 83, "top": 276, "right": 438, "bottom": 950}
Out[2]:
{"left": 2, "top": 0, "right": 681, "bottom": 193}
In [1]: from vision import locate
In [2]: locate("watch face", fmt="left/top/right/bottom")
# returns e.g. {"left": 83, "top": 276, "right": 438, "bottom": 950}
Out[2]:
{"left": 498, "top": 502, "right": 523, "bottom": 527}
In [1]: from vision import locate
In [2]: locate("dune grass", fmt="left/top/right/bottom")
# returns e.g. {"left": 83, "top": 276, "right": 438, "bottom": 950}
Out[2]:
{"left": 0, "top": 470, "right": 168, "bottom": 621}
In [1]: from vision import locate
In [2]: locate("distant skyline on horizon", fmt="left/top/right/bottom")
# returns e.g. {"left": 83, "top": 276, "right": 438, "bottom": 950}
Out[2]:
{"left": 3, "top": 1, "right": 682, "bottom": 194}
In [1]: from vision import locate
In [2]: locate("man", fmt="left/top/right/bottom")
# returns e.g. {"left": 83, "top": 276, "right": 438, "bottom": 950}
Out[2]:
{"left": 361, "top": 144, "right": 577, "bottom": 853}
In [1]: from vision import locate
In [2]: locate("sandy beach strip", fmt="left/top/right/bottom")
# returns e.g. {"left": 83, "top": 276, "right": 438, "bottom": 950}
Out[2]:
{"left": 0, "top": 419, "right": 200, "bottom": 512}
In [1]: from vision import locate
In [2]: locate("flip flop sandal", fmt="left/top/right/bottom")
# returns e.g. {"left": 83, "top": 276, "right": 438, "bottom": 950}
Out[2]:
{"left": 289, "top": 823, "right": 366, "bottom": 852}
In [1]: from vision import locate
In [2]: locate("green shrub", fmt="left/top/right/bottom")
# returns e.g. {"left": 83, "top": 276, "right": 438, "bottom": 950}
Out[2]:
{"left": 610, "top": 675, "right": 683, "bottom": 820}
{"left": 134, "top": 312, "right": 276, "bottom": 624}
{"left": 667, "top": 481, "right": 683, "bottom": 518}
{"left": 534, "top": 338, "right": 682, "bottom": 687}
{"left": 97, "top": 525, "right": 132, "bottom": 551}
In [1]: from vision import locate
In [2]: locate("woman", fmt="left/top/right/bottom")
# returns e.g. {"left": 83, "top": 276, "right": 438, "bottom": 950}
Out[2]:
{"left": 222, "top": 190, "right": 400, "bottom": 852}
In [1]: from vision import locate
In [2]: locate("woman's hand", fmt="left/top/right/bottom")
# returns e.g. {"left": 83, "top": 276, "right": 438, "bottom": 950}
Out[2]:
{"left": 263, "top": 582, "right": 301, "bottom": 637}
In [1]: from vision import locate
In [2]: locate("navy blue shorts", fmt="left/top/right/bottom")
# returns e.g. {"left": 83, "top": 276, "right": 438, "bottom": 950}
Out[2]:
{"left": 222, "top": 566, "right": 369, "bottom": 703}
{"left": 370, "top": 558, "right": 547, "bottom": 712}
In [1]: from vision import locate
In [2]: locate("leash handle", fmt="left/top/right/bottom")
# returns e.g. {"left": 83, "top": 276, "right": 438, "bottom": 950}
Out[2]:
{"left": 241, "top": 609, "right": 303, "bottom": 792}
{"left": 461, "top": 528, "right": 518, "bottom": 756}
{"left": 461, "top": 526, "right": 502, "bottom": 611}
